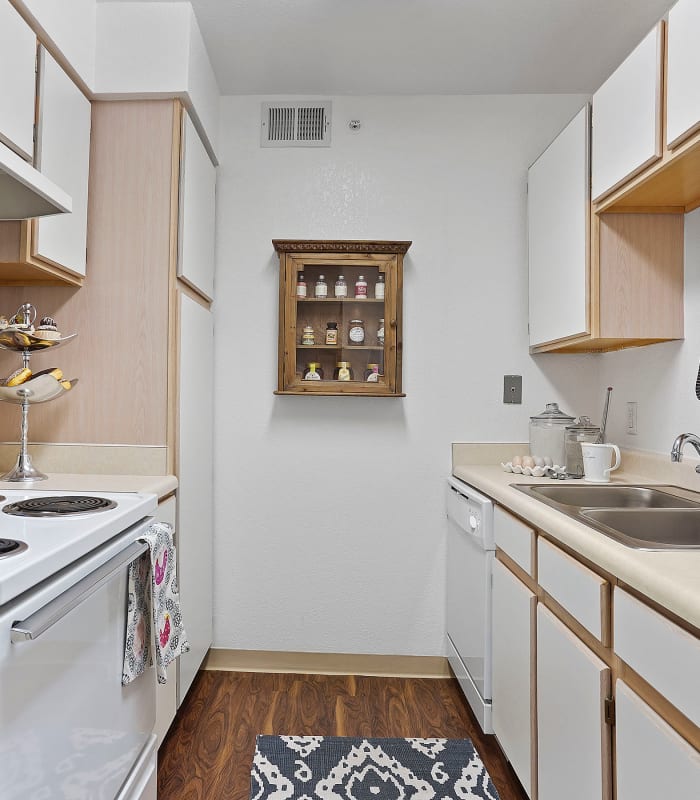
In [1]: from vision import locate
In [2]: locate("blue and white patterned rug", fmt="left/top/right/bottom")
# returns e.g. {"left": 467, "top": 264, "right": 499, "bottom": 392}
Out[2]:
{"left": 250, "top": 735, "right": 501, "bottom": 800}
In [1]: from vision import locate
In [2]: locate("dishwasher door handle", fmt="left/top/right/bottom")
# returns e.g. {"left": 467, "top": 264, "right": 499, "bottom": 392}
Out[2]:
{"left": 10, "top": 540, "right": 149, "bottom": 643}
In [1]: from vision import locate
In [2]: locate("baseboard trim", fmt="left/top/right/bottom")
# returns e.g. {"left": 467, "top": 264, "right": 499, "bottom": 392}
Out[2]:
{"left": 202, "top": 649, "right": 451, "bottom": 679}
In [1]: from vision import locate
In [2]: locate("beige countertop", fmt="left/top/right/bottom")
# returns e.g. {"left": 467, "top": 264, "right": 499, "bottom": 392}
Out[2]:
{"left": 451, "top": 448, "right": 700, "bottom": 632}
{"left": 0, "top": 473, "right": 177, "bottom": 500}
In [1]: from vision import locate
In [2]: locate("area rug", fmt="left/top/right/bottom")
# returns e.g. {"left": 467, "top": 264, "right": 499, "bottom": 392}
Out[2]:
{"left": 250, "top": 735, "right": 501, "bottom": 800}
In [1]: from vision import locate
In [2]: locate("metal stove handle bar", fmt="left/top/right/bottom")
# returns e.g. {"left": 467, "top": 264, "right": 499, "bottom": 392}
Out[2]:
{"left": 10, "top": 540, "right": 149, "bottom": 644}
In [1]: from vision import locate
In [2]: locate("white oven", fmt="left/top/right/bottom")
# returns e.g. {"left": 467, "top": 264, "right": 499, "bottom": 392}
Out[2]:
{"left": 446, "top": 476, "right": 495, "bottom": 733}
{"left": 0, "top": 491, "right": 158, "bottom": 800}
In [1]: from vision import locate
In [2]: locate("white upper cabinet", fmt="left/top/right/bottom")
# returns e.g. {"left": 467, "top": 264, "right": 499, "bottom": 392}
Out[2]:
{"left": 667, "top": 0, "right": 700, "bottom": 148}
{"left": 592, "top": 23, "right": 663, "bottom": 202}
{"left": 0, "top": 1, "right": 37, "bottom": 160}
{"left": 528, "top": 106, "right": 589, "bottom": 348}
{"left": 178, "top": 113, "right": 216, "bottom": 300}
{"left": 34, "top": 47, "right": 91, "bottom": 276}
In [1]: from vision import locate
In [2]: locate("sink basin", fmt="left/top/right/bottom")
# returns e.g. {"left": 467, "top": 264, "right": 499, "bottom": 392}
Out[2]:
{"left": 525, "top": 484, "right": 700, "bottom": 509}
{"left": 512, "top": 483, "right": 700, "bottom": 549}
{"left": 581, "top": 508, "right": 700, "bottom": 549}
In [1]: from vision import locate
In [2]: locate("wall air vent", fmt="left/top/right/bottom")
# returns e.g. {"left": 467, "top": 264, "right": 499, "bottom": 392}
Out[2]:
{"left": 261, "top": 102, "right": 331, "bottom": 147}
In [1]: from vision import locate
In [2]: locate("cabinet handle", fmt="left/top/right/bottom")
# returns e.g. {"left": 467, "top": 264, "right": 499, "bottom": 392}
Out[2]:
{"left": 390, "top": 319, "right": 397, "bottom": 328}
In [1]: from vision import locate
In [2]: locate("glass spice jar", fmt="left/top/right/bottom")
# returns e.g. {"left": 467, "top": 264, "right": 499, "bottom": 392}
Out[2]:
{"left": 348, "top": 319, "right": 365, "bottom": 345}
{"left": 296, "top": 272, "right": 307, "bottom": 298}
{"left": 333, "top": 361, "right": 353, "bottom": 381}
{"left": 374, "top": 273, "right": 385, "bottom": 300}
{"left": 303, "top": 362, "right": 324, "bottom": 380}
{"left": 354, "top": 274, "right": 367, "bottom": 299}
{"left": 301, "top": 325, "right": 315, "bottom": 345}
{"left": 314, "top": 274, "right": 328, "bottom": 298}
{"left": 365, "top": 363, "right": 380, "bottom": 382}
{"left": 377, "top": 318, "right": 385, "bottom": 347}
{"left": 334, "top": 275, "right": 347, "bottom": 298}
{"left": 325, "top": 322, "right": 338, "bottom": 345}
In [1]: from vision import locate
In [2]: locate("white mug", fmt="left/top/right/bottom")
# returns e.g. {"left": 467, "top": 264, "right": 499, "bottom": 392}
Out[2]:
{"left": 581, "top": 443, "right": 621, "bottom": 483}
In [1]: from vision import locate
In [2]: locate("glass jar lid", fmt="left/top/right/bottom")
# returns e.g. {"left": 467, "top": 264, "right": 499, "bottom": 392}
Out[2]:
{"left": 350, "top": 319, "right": 363, "bottom": 324}
{"left": 530, "top": 402, "right": 575, "bottom": 423}
{"left": 336, "top": 361, "right": 351, "bottom": 368}
{"left": 565, "top": 416, "right": 600, "bottom": 434}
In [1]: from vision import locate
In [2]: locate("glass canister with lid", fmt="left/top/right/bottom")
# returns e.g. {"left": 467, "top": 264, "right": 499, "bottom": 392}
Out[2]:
{"left": 529, "top": 402, "right": 575, "bottom": 468}
{"left": 565, "top": 417, "right": 601, "bottom": 478}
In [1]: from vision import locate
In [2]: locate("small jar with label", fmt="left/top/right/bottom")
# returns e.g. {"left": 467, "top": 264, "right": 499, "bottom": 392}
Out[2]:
{"left": 315, "top": 274, "right": 328, "bottom": 298}
{"left": 325, "top": 322, "right": 338, "bottom": 345}
{"left": 296, "top": 273, "right": 307, "bottom": 298}
{"left": 377, "top": 318, "right": 384, "bottom": 347}
{"left": 333, "top": 361, "right": 353, "bottom": 381}
{"left": 348, "top": 319, "right": 365, "bottom": 345}
{"left": 303, "top": 362, "right": 324, "bottom": 380}
{"left": 334, "top": 275, "right": 347, "bottom": 298}
{"left": 354, "top": 275, "right": 368, "bottom": 299}
{"left": 365, "top": 363, "right": 380, "bottom": 382}
{"left": 301, "top": 325, "right": 315, "bottom": 345}
{"left": 374, "top": 274, "right": 385, "bottom": 300}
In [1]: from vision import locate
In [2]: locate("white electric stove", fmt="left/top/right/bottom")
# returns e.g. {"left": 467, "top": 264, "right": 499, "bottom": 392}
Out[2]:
{"left": 0, "top": 489, "right": 160, "bottom": 800}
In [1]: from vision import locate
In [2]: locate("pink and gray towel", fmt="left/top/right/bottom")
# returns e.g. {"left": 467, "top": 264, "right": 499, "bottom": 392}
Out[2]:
{"left": 122, "top": 521, "right": 189, "bottom": 685}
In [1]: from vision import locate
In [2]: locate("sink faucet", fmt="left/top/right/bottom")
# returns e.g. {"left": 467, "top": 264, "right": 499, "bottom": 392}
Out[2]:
{"left": 671, "top": 433, "right": 700, "bottom": 472}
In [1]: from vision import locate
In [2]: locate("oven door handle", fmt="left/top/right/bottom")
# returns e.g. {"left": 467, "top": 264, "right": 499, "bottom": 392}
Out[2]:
{"left": 10, "top": 540, "right": 149, "bottom": 643}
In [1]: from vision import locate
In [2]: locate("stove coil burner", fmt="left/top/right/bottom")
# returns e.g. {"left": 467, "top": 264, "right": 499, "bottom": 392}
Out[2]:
{"left": 2, "top": 496, "right": 118, "bottom": 517}
{"left": 0, "top": 538, "right": 28, "bottom": 558}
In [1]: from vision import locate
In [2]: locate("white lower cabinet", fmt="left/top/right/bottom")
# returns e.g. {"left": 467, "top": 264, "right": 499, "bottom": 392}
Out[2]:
{"left": 615, "top": 680, "right": 700, "bottom": 799}
{"left": 537, "top": 605, "right": 611, "bottom": 800}
{"left": 492, "top": 557, "right": 537, "bottom": 799}
{"left": 176, "top": 291, "right": 214, "bottom": 704}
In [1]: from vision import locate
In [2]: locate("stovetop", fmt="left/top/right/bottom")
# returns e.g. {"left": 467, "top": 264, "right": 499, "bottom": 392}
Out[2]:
{"left": 0, "top": 489, "right": 158, "bottom": 606}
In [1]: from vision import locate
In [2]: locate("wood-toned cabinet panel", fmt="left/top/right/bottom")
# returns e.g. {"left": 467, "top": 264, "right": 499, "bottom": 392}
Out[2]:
{"left": 33, "top": 47, "right": 91, "bottom": 276}
{"left": 492, "top": 558, "right": 537, "bottom": 799}
{"left": 592, "top": 23, "right": 663, "bottom": 202}
{"left": 616, "top": 681, "right": 700, "bottom": 800}
{"left": 528, "top": 106, "right": 589, "bottom": 348}
{"left": 0, "top": 101, "right": 174, "bottom": 445}
{"left": 667, "top": 0, "right": 700, "bottom": 148}
{"left": 537, "top": 604, "right": 611, "bottom": 800}
{"left": 0, "top": 1, "right": 37, "bottom": 160}
{"left": 178, "top": 113, "right": 216, "bottom": 300}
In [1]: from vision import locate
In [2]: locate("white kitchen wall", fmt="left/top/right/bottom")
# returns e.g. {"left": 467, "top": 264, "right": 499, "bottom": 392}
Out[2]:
{"left": 600, "top": 208, "right": 700, "bottom": 454}
{"left": 212, "top": 94, "right": 600, "bottom": 656}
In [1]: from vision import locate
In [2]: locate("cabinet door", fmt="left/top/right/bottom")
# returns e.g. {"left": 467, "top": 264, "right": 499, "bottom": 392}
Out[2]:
{"left": 616, "top": 681, "right": 700, "bottom": 799}
{"left": 177, "top": 291, "right": 214, "bottom": 705}
{"left": 528, "top": 106, "right": 589, "bottom": 347}
{"left": 178, "top": 113, "right": 216, "bottom": 300}
{"left": 667, "top": 0, "right": 700, "bottom": 148}
{"left": 537, "top": 605, "right": 611, "bottom": 800}
{"left": 33, "top": 47, "right": 91, "bottom": 276}
{"left": 592, "top": 23, "right": 663, "bottom": 201}
{"left": 154, "top": 496, "right": 178, "bottom": 747}
{"left": 0, "top": 1, "right": 37, "bottom": 160}
{"left": 492, "top": 558, "right": 537, "bottom": 799}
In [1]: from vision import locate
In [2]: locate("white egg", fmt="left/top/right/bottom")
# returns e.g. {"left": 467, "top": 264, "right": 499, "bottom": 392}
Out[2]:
{"left": 522, "top": 456, "right": 535, "bottom": 469}
{"left": 533, "top": 456, "right": 545, "bottom": 467}
{"left": 511, "top": 455, "right": 522, "bottom": 467}
{"left": 543, "top": 456, "right": 553, "bottom": 467}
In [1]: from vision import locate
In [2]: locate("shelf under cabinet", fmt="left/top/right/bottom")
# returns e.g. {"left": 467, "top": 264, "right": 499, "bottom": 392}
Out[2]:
{"left": 297, "top": 298, "right": 385, "bottom": 303}
{"left": 297, "top": 344, "right": 384, "bottom": 350}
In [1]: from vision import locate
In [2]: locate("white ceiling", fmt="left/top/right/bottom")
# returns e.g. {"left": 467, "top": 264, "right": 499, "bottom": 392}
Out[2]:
{"left": 104, "top": 0, "right": 675, "bottom": 95}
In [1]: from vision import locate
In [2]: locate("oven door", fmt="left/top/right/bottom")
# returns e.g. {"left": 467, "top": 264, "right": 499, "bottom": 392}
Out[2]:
{"left": 0, "top": 521, "right": 156, "bottom": 800}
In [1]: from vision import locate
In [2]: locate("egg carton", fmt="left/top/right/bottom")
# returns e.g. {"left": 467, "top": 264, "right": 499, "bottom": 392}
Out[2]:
{"left": 501, "top": 461, "right": 568, "bottom": 479}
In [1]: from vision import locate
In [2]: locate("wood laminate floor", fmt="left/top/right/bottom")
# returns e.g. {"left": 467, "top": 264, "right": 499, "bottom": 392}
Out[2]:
{"left": 158, "top": 671, "right": 528, "bottom": 800}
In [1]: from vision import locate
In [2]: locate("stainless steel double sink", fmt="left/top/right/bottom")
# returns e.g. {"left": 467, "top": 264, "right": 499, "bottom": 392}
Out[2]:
{"left": 514, "top": 484, "right": 700, "bottom": 550}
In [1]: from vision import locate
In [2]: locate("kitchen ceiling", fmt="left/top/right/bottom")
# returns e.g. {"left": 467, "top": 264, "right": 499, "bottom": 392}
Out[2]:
{"left": 104, "top": 0, "right": 675, "bottom": 95}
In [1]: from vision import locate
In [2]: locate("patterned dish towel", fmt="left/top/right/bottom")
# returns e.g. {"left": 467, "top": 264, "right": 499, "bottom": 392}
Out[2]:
{"left": 122, "top": 522, "right": 189, "bottom": 685}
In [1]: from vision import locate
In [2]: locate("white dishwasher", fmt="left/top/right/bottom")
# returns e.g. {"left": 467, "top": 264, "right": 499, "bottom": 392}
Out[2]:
{"left": 446, "top": 476, "right": 495, "bottom": 733}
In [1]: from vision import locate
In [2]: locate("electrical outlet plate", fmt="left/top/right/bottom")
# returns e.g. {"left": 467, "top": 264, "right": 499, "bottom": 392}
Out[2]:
{"left": 503, "top": 375, "right": 522, "bottom": 404}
